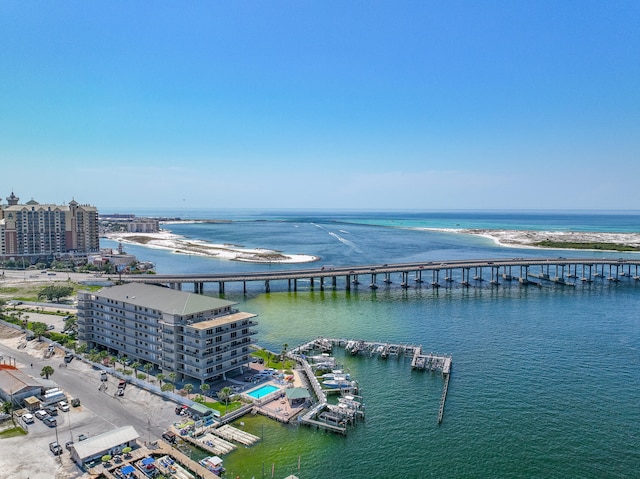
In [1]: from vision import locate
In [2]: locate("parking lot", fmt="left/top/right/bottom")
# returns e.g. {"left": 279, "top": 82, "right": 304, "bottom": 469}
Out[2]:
{"left": 0, "top": 326, "right": 183, "bottom": 479}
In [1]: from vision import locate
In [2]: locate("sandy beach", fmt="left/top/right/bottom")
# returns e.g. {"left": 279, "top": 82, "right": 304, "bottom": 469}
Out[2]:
{"left": 103, "top": 230, "right": 320, "bottom": 264}
{"left": 421, "top": 228, "right": 640, "bottom": 251}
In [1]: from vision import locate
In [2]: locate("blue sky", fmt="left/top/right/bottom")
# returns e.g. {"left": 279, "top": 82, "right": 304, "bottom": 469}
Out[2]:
{"left": 1, "top": 1, "right": 638, "bottom": 211}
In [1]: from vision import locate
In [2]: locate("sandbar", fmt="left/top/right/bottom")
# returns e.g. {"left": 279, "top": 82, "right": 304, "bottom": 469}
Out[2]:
{"left": 102, "top": 230, "right": 319, "bottom": 264}
{"left": 420, "top": 228, "right": 640, "bottom": 251}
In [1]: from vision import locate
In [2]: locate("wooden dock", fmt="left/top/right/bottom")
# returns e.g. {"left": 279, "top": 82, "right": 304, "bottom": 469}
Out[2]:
{"left": 293, "top": 337, "right": 453, "bottom": 426}
{"left": 212, "top": 424, "right": 261, "bottom": 446}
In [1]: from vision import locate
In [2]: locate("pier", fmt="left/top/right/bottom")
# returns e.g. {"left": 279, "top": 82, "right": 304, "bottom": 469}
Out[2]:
{"left": 291, "top": 337, "right": 452, "bottom": 431}
{"left": 118, "top": 258, "right": 640, "bottom": 295}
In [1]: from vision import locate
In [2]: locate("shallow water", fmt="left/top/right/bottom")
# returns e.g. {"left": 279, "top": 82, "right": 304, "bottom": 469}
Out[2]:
{"left": 109, "top": 210, "right": 640, "bottom": 478}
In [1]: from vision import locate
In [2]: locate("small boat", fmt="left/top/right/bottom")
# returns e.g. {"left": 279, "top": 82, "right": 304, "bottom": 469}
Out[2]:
{"left": 323, "top": 377, "right": 354, "bottom": 389}
{"left": 199, "top": 455, "right": 225, "bottom": 475}
{"left": 321, "top": 370, "right": 350, "bottom": 380}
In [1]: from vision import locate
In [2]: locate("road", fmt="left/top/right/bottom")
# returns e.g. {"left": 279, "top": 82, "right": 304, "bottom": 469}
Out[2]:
{"left": 0, "top": 326, "right": 182, "bottom": 478}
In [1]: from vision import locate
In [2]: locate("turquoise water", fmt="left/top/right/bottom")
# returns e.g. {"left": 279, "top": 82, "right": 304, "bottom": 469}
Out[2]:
{"left": 246, "top": 384, "right": 280, "bottom": 399}
{"left": 104, "top": 211, "right": 640, "bottom": 478}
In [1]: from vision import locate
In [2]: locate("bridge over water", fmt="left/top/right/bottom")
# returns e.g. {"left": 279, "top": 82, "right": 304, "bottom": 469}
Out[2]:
{"left": 118, "top": 258, "right": 640, "bottom": 294}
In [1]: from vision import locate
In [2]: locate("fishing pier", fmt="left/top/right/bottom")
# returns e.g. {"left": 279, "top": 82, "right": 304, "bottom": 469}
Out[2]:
{"left": 290, "top": 337, "right": 452, "bottom": 433}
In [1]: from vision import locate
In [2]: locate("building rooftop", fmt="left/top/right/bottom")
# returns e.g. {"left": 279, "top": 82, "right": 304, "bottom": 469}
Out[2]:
{"left": 72, "top": 425, "right": 139, "bottom": 461}
{"left": 190, "top": 311, "right": 257, "bottom": 329}
{"left": 0, "top": 367, "right": 43, "bottom": 395}
{"left": 93, "top": 283, "right": 237, "bottom": 316}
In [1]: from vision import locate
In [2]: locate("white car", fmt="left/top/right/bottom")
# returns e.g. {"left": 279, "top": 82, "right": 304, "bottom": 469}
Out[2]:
{"left": 22, "top": 413, "right": 34, "bottom": 424}
{"left": 58, "top": 401, "right": 70, "bottom": 412}
{"left": 34, "top": 409, "right": 48, "bottom": 420}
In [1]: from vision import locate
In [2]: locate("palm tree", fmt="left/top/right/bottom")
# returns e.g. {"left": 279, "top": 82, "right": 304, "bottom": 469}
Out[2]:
{"left": 131, "top": 361, "right": 140, "bottom": 372}
{"left": 200, "top": 383, "right": 210, "bottom": 397}
{"left": 156, "top": 373, "right": 165, "bottom": 386}
{"left": 183, "top": 383, "right": 194, "bottom": 397}
{"left": 40, "top": 365, "right": 55, "bottom": 380}
{"left": 143, "top": 363, "right": 153, "bottom": 380}
{"left": 217, "top": 386, "right": 233, "bottom": 414}
{"left": 168, "top": 372, "right": 177, "bottom": 385}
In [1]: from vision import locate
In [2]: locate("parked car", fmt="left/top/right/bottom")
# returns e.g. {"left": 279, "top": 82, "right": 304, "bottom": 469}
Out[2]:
{"left": 49, "top": 441, "right": 63, "bottom": 455}
{"left": 78, "top": 433, "right": 88, "bottom": 441}
{"left": 45, "top": 405, "right": 58, "bottom": 416}
{"left": 65, "top": 440, "right": 74, "bottom": 450}
{"left": 34, "top": 409, "right": 48, "bottom": 420}
{"left": 58, "top": 401, "right": 70, "bottom": 412}
{"left": 21, "top": 413, "right": 34, "bottom": 424}
{"left": 43, "top": 416, "right": 57, "bottom": 427}
{"left": 162, "top": 431, "right": 176, "bottom": 443}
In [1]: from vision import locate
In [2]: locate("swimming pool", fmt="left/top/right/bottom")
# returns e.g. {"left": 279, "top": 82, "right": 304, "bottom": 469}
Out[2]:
{"left": 246, "top": 384, "right": 280, "bottom": 399}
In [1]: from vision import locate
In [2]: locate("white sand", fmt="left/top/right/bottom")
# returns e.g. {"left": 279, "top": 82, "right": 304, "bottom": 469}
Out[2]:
{"left": 420, "top": 228, "right": 640, "bottom": 251}
{"left": 103, "top": 230, "right": 319, "bottom": 264}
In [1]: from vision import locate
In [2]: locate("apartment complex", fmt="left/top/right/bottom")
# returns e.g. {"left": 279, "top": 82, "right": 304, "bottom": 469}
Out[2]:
{"left": 0, "top": 192, "right": 99, "bottom": 262}
{"left": 77, "top": 283, "right": 258, "bottom": 383}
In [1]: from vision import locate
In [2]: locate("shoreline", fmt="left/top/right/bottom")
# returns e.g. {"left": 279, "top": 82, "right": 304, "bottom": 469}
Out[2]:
{"left": 417, "top": 228, "right": 640, "bottom": 252}
{"left": 102, "top": 230, "right": 320, "bottom": 264}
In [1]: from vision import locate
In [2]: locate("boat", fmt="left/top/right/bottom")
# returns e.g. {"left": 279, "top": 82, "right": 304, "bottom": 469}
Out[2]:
{"left": 321, "top": 370, "right": 350, "bottom": 380}
{"left": 323, "top": 377, "right": 355, "bottom": 389}
{"left": 199, "top": 455, "right": 225, "bottom": 475}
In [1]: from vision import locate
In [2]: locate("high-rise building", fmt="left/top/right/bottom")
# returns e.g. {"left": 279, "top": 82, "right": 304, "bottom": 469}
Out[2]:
{"left": 0, "top": 192, "right": 99, "bottom": 263}
{"left": 77, "top": 283, "right": 258, "bottom": 383}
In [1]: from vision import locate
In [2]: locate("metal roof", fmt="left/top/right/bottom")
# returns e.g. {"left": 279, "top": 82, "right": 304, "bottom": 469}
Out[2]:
{"left": 72, "top": 425, "right": 139, "bottom": 461}
{"left": 93, "top": 283, "right": 236, "bottom": 316}
{"left": 0, "top": 369, "right": 43, "bottom": 395}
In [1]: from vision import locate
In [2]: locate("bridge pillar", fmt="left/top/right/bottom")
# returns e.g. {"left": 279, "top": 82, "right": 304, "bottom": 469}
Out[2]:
{"left": 384, "top": 272, "right": 392, "bottom": 284}
{"left": 345, "top": 275, "right": 351, "bottom": 291}
{"left": 370, "top": 273, "right": 378, "bottom": 289}
{"left": 401, "top": 272, "right": 409, "bottom": 288}
{"left": 415, "top": 270, "right": 423, "bottom": 283}
{"left": 218, "top": 281, "right": 225, "bottom": 294}
{"left": 265, "top": 280, "right": 270, "bottom": 293}
{"left": 332, "top": 276, "right": 337, "bottom": 288}
{"left": 310, "top": 277, "right": 314, "bottom": 289}
{"left": 294, "top": 279, "right": 297, "bottom": 292}
{"left": 320, "top": 277, "right": 324, "bottom": 291}
{"left": 243, "top": 281, "right": 247, "bottom": 294}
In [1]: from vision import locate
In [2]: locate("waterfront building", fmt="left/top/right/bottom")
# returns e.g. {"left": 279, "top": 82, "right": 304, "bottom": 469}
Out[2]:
{"left": 0, "top": 192, "right": 99, "bottom": 263}
{"left": 77, "top": 283, "right": 258, "bottom": 383}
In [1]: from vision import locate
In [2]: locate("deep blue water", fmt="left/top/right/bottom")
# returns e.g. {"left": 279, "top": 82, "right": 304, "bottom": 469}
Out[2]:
{"left": 102, "top": 211, "right": 640, "bottom": 478}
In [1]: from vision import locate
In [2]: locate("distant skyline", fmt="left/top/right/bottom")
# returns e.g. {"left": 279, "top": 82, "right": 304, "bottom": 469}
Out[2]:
{"left": 1, "top": 1, "right": 639, "bottom": 211}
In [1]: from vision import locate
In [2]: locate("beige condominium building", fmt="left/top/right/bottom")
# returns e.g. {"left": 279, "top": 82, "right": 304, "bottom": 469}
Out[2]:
{"left": 0, "top": 191, "right": 99, "bottom": 263}
{"left": 77, "top": 283, "right": 258, "bottom": 384}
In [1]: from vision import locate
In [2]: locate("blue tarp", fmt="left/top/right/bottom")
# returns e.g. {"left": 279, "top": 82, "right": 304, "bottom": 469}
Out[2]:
{"left": 121, "top": 465, "right": 135, "bottom": 474}
{"left": 142, "top": 457, "right": 155, "bottom": 466}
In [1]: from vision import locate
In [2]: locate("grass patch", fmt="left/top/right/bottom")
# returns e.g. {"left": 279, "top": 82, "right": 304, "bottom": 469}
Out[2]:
{"left": 0, "top": 426, "right": 27, "bottom": 438}
{"left": 533, "top": 241, "right": 640, "bottom": 252}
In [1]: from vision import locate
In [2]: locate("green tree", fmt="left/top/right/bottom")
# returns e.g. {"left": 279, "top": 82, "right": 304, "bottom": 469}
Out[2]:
{"left": 183, "top": 383, "right": 194, "bottom": 396}
{"left": 161, "top": 383, "right": 174, "bottom": 392}
{"left": 200, "top": 383, "right": 210, "bottom": 397}
{"left": 40, "top": 365, "right": 55, "bottom": 380}
{"left": 217, "top": 386, "right": 233, "bottom": 414}
{"left": 143, "top": 363, "right": 153, "bottom": 380}
{"left": 168, "top": 372, "right": 177, "bottom": 384}
{"left": 131, "top": 361, "right": 140, "bottom": 372}
{"left": 2, "top": 400, "right": 12, "bottom": 414}
{"left": 31, "top": 322, "right": 48, "bottom": 340}
{"left": 156, "top": 373, "right": 165, "bottom": 386}
{"left": 37, "top": 285, "right": 75, "bottom": 302}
